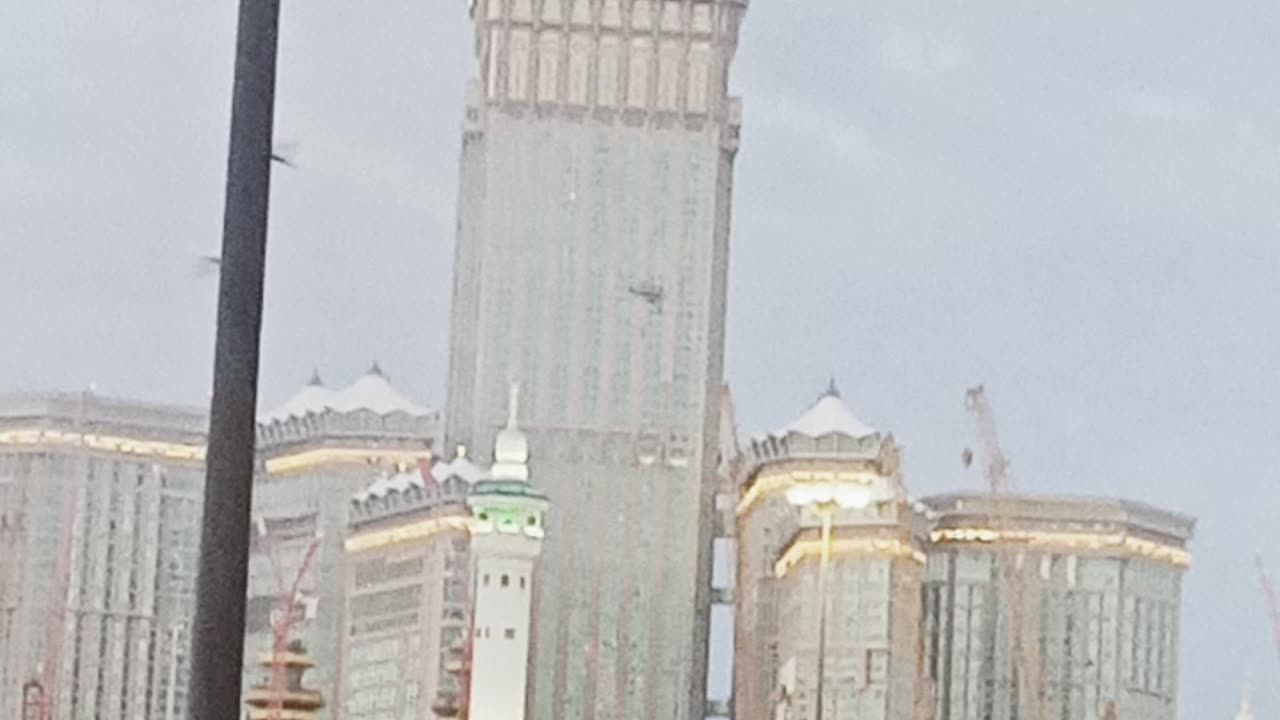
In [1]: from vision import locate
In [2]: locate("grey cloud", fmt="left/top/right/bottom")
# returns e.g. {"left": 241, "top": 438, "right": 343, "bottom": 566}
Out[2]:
{"left": 5, "top": 1, "right": 1280, "bottom": 717}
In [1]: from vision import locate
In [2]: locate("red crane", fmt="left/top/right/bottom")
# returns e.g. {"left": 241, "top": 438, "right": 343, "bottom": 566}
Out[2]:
{"left": 1253, "top": 552, "right": 1280, "bottom": 672}
{"left": 255, "top": 519, "right": 322, "bottom": 720}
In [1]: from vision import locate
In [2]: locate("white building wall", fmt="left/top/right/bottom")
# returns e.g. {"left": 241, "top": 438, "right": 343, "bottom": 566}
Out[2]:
{"left": 470, "top": 551, "right": 537, "bottom": 720}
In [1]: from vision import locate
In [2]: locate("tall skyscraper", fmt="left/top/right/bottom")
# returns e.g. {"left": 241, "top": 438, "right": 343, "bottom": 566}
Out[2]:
{"left": 443, "top": 1, "right": 748, "bottom": 718}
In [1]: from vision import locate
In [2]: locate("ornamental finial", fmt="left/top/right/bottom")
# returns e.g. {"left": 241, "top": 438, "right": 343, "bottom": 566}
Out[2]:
{"left": 506, "top": 382, "right": 521, "bottom": 430}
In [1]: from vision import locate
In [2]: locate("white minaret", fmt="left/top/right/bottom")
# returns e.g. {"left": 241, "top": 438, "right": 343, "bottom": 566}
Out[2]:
{"left": 467, "top": 384, "right": 549, "bottom": 720}
{"left": 1235, "top": 681, "right": 1254, "bottom": 720}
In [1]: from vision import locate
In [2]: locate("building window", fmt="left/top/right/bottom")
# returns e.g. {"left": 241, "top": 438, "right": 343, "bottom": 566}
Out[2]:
{"left": 501, "top": 574, "right": 510, "bottom": 587}
{"left": 520, "top": 576, "right": 527, "bottom": 590}
{"left": 505, "top": 628, "right": 517, "bottom": 639}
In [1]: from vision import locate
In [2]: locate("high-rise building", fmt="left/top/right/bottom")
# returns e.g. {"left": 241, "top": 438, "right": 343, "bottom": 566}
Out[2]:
{"left": 466, "top": 388, "right": 548, "bottom": 720}
{"left": 443, "top": 1, "right": 748, "bottom": 717}
{"left": 0, "top": 391, "right": 206, "bottom": 720}
{"left": 919, "top": 493, "right": 1195, "bottom": 720}
{"left": 340, "top": 457, "right": 479, "bottom": 720}
{"left": 734, "top": 385, "right": 925, "bottom": 720}
{"left": 247, "top": 366, "right": 439, "bottom": 711}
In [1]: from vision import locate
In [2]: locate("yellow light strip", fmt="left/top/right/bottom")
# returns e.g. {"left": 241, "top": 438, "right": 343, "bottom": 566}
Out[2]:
{"left": 930, "top": 528, "right": 1192, "bottom": 568}
{"left": 1, "top": 428, "right": 433, "bottom": 480}
{"left": 0, "top": 428, "right": 205, "bottom": 462}
{"left": 264, "top": 448, "right": 430, "bottom": 475}
{"left": 774, "top": 538, "right": 925, "bottom": 578}
{"left": 738, "top": 467, "right": 884, "bottom": 517}
{"left": 344, "top": 515, "right": 474, "bottom": 552}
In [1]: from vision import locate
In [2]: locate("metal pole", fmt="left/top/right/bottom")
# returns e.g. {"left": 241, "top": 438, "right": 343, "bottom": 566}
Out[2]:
{"left": 188, "top": 0, "right": 280, "bottom": 717}
{"left": 815, "top": 504, "right": 833, "bottom": 720}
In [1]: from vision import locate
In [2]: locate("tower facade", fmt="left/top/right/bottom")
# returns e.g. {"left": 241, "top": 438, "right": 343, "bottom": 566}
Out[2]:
{"left": 341, "top": 459, "right": 478, "bottom": 720}
{"left": 0, "top": 391, "right": 206, "bottom": 720}
{"left": 444, "top": 1, "right": 748, "bottom": 717}
{"left": 734, "top": 386, "right": 925, "bottom": 720}
{"left": 466, "top": 390, "right": 548, "bottom": 720}
{"left": 920, "top": 494, "right": 1194, "bottom": 720}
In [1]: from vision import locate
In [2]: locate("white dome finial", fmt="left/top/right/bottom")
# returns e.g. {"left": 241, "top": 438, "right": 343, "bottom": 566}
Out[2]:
{"left": 491, "top": 381, "right": 530, "bottom": 481}
{"left": 507, "top": 381, "right": 521, "bottom": 430}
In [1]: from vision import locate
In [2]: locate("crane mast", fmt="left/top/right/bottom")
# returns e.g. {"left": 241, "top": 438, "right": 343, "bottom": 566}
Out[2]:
{"left": 965, "top": 385, "right": 1045, "bottom": 720}
{"left": 256, "top": 519, "right": 323, "bottom": 720}
{"left": 1253, "top": 553, "right": 1280, "bottom": 674}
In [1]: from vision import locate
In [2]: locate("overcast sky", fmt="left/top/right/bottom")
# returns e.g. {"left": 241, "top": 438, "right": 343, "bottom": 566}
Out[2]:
{"left": 4, "top": 0, "right": 1279, "bottom": 716}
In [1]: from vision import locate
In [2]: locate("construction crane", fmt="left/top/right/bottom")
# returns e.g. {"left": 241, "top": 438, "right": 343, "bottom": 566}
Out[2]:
{"left": 255, "top": 518, "right": 323, "bottom": 720}
{"left": 964, "top": 385, "right": 1045, "bottom": 720}
{"left": 1253, "top": 553, "right": 1280, "bottom": 674}
{"left": 34, "top": 473, "right": 79, "bottom": 720}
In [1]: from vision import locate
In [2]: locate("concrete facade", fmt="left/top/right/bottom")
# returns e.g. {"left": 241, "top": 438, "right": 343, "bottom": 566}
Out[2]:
{"left": 0, "top": 391, "right": 206, "bottom": 720}
{"left": 443, "top": 2, "right": 748, "bottom": 716}
{"left": 734, "top": 388, "right": 925, "bottom": 720}
{"left": 245, "top": 367, "right": 439, "bottom": 717}
{"left": 340, "top": 461, "right": 476, "bottom": 720}
{"left": 919, "top": 494, "right": 1194, "bottom": 720}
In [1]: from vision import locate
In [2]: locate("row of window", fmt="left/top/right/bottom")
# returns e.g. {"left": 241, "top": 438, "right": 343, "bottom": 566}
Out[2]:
{"left": 481, "top": 572, "right": 529, "bottom": 590}
{"left": 352, "top": 555, "right": 425, "bottom": 590}
{"left": 476, "top": 626, "right": 520, "bottom": 640}
{"left": 490, "top": 29, "right": 715, "bottom": 113}
{"left": 349, "top": 585, "right": 421, "bottom": 621}
{"left": 1129, "top": 596, "right": 1177, "bottom": 697}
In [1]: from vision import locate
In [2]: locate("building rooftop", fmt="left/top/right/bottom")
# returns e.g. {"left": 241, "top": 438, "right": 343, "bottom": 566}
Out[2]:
{"left": 261, "top": 363, "right": 431, "bottom": 423}
{"left": 745, "top": 381, "right": 893, "bottom": 472}
{"left": 921, "top": 492, "right": 1196, "bottom": 543}
{"left": 777, "top": 380, "right": 876, "bottom": 439}
{"left": 0, "top": 390, "right": 208, "bottom": 440}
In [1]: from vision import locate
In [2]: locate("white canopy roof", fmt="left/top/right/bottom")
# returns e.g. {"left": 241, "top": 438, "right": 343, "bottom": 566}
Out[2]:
{"left": 262, "top": 364, "right": 430, "bottom": 422}
{"left": 778, "top": 381, "right": 877, "bottom": 439}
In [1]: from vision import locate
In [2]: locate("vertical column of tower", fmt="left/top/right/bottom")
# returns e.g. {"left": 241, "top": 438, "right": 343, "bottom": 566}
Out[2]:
{"left": 467, "top": 387, "right": 550, "bottom": 720}
{"left": 446, "top": 3, "right": 749, "bottom": 719}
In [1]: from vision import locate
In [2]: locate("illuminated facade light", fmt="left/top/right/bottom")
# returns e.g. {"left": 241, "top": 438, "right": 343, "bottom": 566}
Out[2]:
{"left": 929, "top": 527, "right": 1192, "bottom": 568}
{"left": 774, "top": 537, "right": 925, "bottom": 578}
{"left": 0, "top": 428, "right": 206, "bottom": 462}
{"left": 343, "top": 516, "right": 474, "bottom": 553}
{"left": 737, "top": 467, "right": 884, "bottom": 517}
{"left": 263, "top": 448, "right": 431, "bottom": 475}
